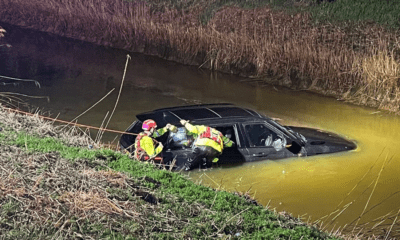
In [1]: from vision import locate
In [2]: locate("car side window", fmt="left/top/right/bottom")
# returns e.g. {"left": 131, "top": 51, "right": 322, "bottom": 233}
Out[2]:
{"left": 245, "top": 123, "right": 281, "bottom": 147}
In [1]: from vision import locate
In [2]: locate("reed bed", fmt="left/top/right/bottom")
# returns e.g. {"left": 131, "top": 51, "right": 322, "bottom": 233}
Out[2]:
{"left": 351, "top": 49, "right": 400, "bottom": 110}
{"left": 1, "top": 0, "right": 400, "bottom": 112}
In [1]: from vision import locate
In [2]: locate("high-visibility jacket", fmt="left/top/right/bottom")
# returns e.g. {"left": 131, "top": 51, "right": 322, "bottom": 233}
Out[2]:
{"left": 134, "top": 126, "right": 169, "bottom": 160}
{"left": 183, "top": 123, "right": 233, "bottom": 153}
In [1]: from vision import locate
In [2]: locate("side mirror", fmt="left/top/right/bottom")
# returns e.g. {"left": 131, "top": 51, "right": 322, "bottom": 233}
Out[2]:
{"left": 286, "top": 140, "right": 303, "bottom": 154}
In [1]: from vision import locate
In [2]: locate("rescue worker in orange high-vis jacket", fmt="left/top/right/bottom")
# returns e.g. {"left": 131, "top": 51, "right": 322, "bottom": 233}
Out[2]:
{"left": 134, "top": 119, "right": 177, "bottom": 161}
{"left": 180, "top": 119, "right": 234, "bottom": 170}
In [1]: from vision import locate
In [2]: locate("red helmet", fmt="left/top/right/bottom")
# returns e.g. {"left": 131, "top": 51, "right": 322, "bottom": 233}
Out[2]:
{"left": 142, "top": 119, "right": 157, "bottom": 131}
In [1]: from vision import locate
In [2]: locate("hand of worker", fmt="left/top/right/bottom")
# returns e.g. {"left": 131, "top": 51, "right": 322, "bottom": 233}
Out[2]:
{"left": 158, "top": 142, "right": 163, "bottom": 149}
{"left": 180, "top": 119, "right": 188, "bottom": 126}
{"left": 170, "top": 124, "right": 178, "bottom": 133}
{"left": 165, "top": 123, "right": 177, "bottom": 133}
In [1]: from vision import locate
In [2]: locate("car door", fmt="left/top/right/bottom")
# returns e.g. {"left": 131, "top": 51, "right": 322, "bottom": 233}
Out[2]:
{"left": 242, "top": 122, "right": 292, "bottom": 162}
{"left": 165, "top": 123, "right": 247, "bottom": 168}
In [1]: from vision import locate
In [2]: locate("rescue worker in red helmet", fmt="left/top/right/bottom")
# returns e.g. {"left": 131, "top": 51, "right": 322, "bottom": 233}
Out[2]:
{"left": 134, "top": 119, "right": 177, "bottom": 161}
{"left": 180, "top": 119, "right": 234, "bottom": 170}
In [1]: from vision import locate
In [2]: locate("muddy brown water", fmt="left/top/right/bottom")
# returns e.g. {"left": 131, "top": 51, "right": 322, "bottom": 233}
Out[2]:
{"left": 1, "top": 22, "right": 400, "bottom": 233}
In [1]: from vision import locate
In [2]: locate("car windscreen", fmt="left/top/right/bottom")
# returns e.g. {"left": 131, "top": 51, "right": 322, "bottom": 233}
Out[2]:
{"left": 266, "top": 119, "right": 298, "bottom": 140}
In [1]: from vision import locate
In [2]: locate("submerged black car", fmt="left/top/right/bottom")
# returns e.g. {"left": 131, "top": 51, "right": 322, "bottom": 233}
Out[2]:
{"left": 120, "top": 103, "right": 356, "bottom": 169}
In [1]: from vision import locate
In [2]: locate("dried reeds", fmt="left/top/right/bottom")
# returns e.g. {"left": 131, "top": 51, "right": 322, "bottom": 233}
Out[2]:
{"left": 83, "top": 169, "right": 127, "bottom": 188}
{"left": 351, "top": 49, "right": 400, "bottom": 111}
{"left": 59, "top": 190, "right": 125, "bottom": 216}
{"left": 1, "top": 0, "right": 400, "bottom": 112}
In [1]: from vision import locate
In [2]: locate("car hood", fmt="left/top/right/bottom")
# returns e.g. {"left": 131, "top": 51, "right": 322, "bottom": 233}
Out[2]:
{"left": 287, "top": 126, "right": 357, "bottom": 155}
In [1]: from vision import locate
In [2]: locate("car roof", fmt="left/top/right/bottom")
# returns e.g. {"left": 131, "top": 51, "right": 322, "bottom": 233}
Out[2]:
{"left": 136, "top": 103, "right": 268, "bottom": 127}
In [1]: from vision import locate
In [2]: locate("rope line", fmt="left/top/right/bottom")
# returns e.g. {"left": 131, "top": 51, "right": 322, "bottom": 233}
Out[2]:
{"left": 2, "top": 106, "right": 138, "bottom": 136}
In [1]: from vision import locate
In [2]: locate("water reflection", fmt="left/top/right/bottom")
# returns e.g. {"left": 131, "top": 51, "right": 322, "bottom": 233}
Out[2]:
{"left": 1, "top": 22, "right": 400, "bottom": 233}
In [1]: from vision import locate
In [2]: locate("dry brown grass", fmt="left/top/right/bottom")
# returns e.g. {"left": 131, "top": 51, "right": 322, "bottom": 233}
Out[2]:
{"left": 59, "top": 190, "right": 129, "bottom": 216}
{"left": 0, "top": 105, "right": 94, "bottom": 147}
{"left": 0, "top": 0, "right": 400, "bottom": 113}
{"left": 83, "top": 169, "right": 127, "bottom": 188}
{"left": 350, "top": 49, "right": 400, "bottom": 112}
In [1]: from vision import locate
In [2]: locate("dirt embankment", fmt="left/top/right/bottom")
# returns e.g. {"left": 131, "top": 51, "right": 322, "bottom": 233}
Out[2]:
{"left": 1, "top": 0, "right": 400, "bottom": 113}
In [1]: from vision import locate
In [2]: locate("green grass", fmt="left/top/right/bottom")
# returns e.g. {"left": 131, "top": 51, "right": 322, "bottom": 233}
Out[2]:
{"left": 307, "top": 0, "right": 400, "bottom": 29}
{"left": 13, "top": 133, "right": 124, "bottom": 162}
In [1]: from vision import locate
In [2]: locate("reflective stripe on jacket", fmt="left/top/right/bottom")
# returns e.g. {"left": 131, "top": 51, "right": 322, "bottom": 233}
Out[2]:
{"left": 183, "top": 123, "right": 233, "bottom": 153}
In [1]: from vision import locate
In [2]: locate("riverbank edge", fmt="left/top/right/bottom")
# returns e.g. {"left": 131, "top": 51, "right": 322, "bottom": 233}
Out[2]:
{"left": 1, "top": 1, "right": 393, "bottom": 112}
{"left": 0, "top": 106, "right": 344, "bottom": 239}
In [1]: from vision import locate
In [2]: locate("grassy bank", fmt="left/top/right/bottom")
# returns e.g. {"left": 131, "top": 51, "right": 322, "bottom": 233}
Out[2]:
{"left": 0, "top": 107, "right": 347, "bottom": 239}
{"left": 1, "top": 0, "right": 400, "bottom": 113}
